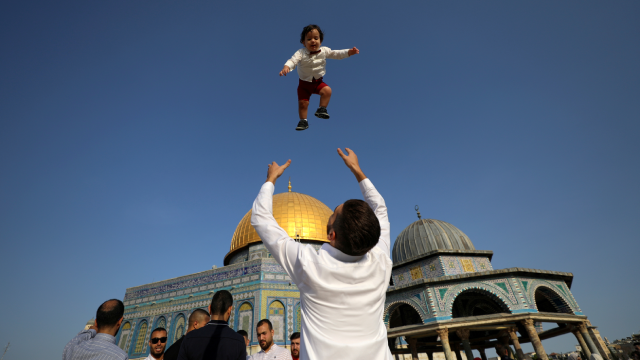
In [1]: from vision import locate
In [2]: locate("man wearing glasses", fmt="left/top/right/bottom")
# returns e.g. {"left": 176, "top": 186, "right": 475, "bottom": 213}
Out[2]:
{"left": 145, "top": 328, "right": 167, "bottom": 360}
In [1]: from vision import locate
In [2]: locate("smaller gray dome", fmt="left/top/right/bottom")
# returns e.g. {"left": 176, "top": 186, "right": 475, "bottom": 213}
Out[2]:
{"left": 392, "top": 219, "right": 475, "bottom": 263}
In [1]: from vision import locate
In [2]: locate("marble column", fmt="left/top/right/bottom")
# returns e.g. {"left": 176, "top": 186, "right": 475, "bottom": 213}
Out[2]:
{"left": 571, "top": 326, "right": 592, "bottom": 359}
{"left": 521, "top": 319, "right": 548, "bottom": 360}
{"left": 577, "top": 323, "right": 601, "bottom": 357}
{"left": 586, "top": 323, "right": 611, "bottom": 360}
{"left": 507, "top": 327, "right": 526, "bottom": 360}
{"left": 457, "top": 329, "right": 475, "bottom": 360}
{"left": 408, "top": 337, "right": 419, "bottom": 360}
{"left": 499, "top": 333, "right": 517, "bottom": 360}
{"left": 437, "top": 328, "right": 455, "bottom": 360}
{"left": 479, "top": 348, "right": 488, "bottom": 360}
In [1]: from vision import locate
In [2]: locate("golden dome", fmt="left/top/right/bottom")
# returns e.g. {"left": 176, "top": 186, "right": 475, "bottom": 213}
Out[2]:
{"left": 225, "top": 183, "right": 333, "bottom": 263}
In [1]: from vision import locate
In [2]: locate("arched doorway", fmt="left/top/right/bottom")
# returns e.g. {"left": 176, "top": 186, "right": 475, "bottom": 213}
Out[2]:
{"left": 389, "top": 304, "right": 423, "bottom": 328}
{"left": 534, "top": 286, "right": 572, "bottom": 314}
{"left": 452, "top": 289, "right": 510, "bottom": 318}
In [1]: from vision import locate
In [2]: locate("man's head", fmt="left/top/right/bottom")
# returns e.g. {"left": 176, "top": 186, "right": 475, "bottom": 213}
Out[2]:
{"left": 237, "top": 330, "right": 250, "bottom": 346}
{"left": 187, "top": 309, "right": 210, "bottom": 333}
{"left": 290, "top": 332, "right": 300, "bottom": 358}
{"left": 95, "top": 299, "right": 125, "bottom": 335}
{"left": 326, "top": 199, "right": 380, "bottom": 256}
{"left": 256, "top": 319, "right": 274, "bottom": 351}
{"left": 208, "top": 290, "right": 233, "bottom": 321}
{"left": 148, "top": 327, "right": 167, "bottom": 359}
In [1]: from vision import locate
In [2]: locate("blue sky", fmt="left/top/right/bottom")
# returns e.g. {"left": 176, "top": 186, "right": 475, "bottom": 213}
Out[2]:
{"left": 1, "top": 1, "right": 639, "bottom": 359}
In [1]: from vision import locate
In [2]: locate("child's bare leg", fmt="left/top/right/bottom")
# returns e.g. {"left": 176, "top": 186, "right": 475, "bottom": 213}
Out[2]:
{"left": 298, "top": 100, "right": 309, "bottom": 119}
{"left": 319, "top": 86, "right": 332, "bottom": 107}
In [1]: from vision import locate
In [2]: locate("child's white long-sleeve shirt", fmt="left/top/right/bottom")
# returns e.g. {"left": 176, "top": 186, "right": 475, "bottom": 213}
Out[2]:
{"left": 285, "top": 46, "right": 351, "bottom": 82}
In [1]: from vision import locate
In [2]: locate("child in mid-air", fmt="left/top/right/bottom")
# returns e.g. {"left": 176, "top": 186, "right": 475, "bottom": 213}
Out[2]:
{"left": 280, "top": 24, "right": 359, "bottom": 131}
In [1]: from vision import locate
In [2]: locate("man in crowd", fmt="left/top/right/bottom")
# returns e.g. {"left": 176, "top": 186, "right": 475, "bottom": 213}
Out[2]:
{"left": 164, "top": 309, "right": 210, "bottom": 360}
{"left": 289, "top": 333, "right": 300, "bottom": 360}
{"left": 63, "top": 299, "right": 128, "bottom": 360}
{"left": 236, "top": 330, "right": 251, "bottom": 358}
{"left": 251, "top": 319, "right": 292, "bottom": 360}
{"left": 177, "top": 290, "right": 246, "bottom": 360}
{"left": 145, "top": 328, "right": 167, "bottom": 360}
{"left": 251, "top": 148, "right": 393, "bottom": 359}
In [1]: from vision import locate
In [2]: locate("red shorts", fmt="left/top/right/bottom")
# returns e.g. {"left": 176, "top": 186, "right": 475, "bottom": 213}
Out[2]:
{"left": 297, "top": 77, "right": 328, "bottom": 101}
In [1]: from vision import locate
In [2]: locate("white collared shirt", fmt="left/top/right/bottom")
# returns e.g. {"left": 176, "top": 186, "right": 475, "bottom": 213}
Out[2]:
{"left": 284, "top": 47, "right": 351, "bottom": 82}
{"left": 251, "top": 179, "right": 393, "bottom": 360}
{"left": 249, "top": 343, "right": 292, "bottom": 360}
{"left": 144, "top": 354, "right": 161, "bottom": 360}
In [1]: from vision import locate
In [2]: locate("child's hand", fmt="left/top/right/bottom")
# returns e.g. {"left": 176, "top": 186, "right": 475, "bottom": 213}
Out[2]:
{"left": 348, "top": 47, "right": 359, "bottom": 56}
{"left": 279, "top": 65, "right": 290, "bottom": 76}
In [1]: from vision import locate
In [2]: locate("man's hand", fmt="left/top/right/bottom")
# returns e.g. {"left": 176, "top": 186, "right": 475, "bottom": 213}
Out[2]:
{"left": 348, "top": 47, "right": 359, "bottom": 56}
{"left": 279, "top": 65, "right": 290, "bottom": 76}
{"left": 266, "top": 159, "right": 291, "bottom": 185}
{"left": 337, "top": 148, "right": 366, "bottom": 182}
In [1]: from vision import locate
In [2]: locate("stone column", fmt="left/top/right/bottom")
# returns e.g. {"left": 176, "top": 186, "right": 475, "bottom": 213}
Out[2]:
{"left": 437, "top": 328, "right": 455, "bottom": 360}
{"left": 453, "top": 344, "right": 462, "bottom": 360}
{"left": 457, "top": 329, "right": 475, "bottom": 360}
{"left": 571, "top": 326, "right": 592, "bottom": 359}
{"left": 522, "top": 319, "right": 548, "bottom": 360}
{"left": 586, "top": 322, "right": 611, "bottom": 360}
{"left": 577, "top": 323, "right": 601, "bottom": 357}
{"left": 407, "top": 337, "right": 419, "bottom": 360}
{"left": 507, "top": 327, "right": 527, "bottom": 360}
{"left": 499, "top": 333, "right": 517, "bottom": 360}
{"left": 479, "top": 348, "right": 488, "bottom": 360}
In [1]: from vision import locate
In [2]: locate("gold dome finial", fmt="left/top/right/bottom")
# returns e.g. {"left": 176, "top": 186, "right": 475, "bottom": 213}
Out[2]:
{"left": 288, "top": 177, "right": 292, "bottom": 192}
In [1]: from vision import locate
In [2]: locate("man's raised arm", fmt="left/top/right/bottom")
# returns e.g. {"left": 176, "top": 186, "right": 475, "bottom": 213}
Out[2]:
{"left": 337, "top": 148, "right": 391, "bottom": 257}
{"left": 250, "top": 160, "right": 303, "bottom": 282}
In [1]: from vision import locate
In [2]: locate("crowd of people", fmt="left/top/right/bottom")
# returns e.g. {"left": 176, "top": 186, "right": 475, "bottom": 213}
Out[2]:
{"left": 63, "top": 149, "right": 393, "bottom": 360}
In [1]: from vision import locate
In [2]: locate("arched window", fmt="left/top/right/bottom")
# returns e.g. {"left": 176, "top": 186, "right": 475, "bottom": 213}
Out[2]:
{"left": 173, "top": 315, "right": 186, "bottom": 342}
{"left": 118, "top": 322, "right": 131, "bottom": 350}
{"left": 237, "top": 302, "right": 253, "bottom": 341}
{"left": 134, "top": 321, "right": 148, "bottom": 353}
{"left": 268, "top": 301, "right": 285, "bottom": 342}
{"left": 156, "top": 317, "right": 166, "bottom": 330}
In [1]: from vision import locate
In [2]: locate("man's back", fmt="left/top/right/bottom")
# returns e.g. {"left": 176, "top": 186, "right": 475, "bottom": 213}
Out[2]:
{"left": 63, "top": 329, "right": 128, "bottom": 360}
{"left": 177, "top": 320, "right": 246, "bottom": 360}
{"left": 252, "top": 177, "right": 393, "bottom": 360}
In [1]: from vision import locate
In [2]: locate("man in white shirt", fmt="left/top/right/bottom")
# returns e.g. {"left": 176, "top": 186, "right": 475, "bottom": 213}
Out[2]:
{"left": 251, "top": 148, "right": 393, "bottom": 360}
{"left": 250, "top": 319, "right": 292, "bottom": 360}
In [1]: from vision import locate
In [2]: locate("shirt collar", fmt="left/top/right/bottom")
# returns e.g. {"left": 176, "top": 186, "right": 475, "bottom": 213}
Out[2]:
{"left": 94, "top": 333, "right": 116, "bottom": 344}
{"left": 321, "top": 243, "right": 363, "bottom": 262}
{"left": 303, "top": 48, "right": 321, "bottom": 55}
{"left": 207, "top": 319, "right": 228, "bottom": 325}
{"left": 261, "top": 343, "right": 280, "bottom": 354}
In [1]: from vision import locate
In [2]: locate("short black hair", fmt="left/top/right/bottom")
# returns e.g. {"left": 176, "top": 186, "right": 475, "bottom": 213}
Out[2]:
{"left": 300, "top": 24, "right": 324, "bottom": 44}
{"left": 96, "top": 299, "right": 125, "bottom": 328}
{"left": 237, "top": 329, "right": 248, "bottom": 338}
{"left": 210, "top": 290, "right": 233, "bottom": 316}
{"left": 290, "top": 332, "right": 300, "bottom": 341}
{"left": 151, "top": 327, "right": 167, "bottom": 337}
{"left": 256, "top": 319, "right": 272, "bottom": 330}
{"left": 332, "top": 199, "right": 380, "bottom": 256}
{"left": 188, "top": 309, "right": 210, "bottom": 327}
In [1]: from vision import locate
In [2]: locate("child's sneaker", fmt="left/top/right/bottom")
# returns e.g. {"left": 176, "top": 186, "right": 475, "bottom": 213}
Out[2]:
{"left": 314, "top": 107, "right": 330, "bottom": 119}
{"left": 295, "top": 119, "right": 309, "bottom": 131}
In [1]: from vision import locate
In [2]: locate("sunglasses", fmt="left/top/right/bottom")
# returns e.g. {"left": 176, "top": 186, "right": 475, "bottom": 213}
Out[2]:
{"left": 151, "top": 337, "right": 167, "bottom": 344}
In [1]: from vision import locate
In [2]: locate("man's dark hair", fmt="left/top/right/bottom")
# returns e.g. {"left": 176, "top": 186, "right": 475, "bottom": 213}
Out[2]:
{"left": 237, "top": 330, "right": 248, "bottom": 338}
{"left": 332, "top": 199, "right": 380, "bottom": 256}
{"left": 151, "top": 327, "right": 167, "bottom": 336}
{"left": 290, "top": 332, "right": 300, "bottom": 341}
{"left": 256, "top": 319, "right": 273, "bottom": 330}
{"left": 96, "top": 299, "right": 125, "bottom": 328}
{"left": 300, "top": 24, "right": 324, "bottom": 44}
{"left": 188, "top": 309, "right": 210, "bottom": 327}
{"left": 210, "top": 290, "right": 233, "bottom": 316}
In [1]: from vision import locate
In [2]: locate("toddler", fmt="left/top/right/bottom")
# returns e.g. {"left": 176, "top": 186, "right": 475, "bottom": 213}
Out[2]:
{"left": 280, "top": 24, "right": 359, "bottom": 131}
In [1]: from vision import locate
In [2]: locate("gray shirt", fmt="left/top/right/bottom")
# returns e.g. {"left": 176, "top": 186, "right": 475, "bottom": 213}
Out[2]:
{"left": 63, "top": 329, "right": 128, "bottom": 360}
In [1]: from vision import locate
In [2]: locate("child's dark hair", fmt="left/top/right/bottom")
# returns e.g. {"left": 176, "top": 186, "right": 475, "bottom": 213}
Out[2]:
{"left": 300, "top": 24, "right": 324, "bottom": 44}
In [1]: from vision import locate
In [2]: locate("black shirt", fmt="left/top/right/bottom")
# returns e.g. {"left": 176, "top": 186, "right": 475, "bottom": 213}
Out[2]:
{"left": 164, "top": 335, "right": 184, "bottom": 360}
{"left": 177, "top": 320, "right": 246, "bottom": 360}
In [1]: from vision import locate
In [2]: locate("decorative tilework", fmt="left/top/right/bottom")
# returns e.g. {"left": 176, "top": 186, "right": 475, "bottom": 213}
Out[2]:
{"left": 461, "top": 259, "right": 475, "bottom": 272}
{"left": 410, "top": 266, "right": 423, "bottom": 280}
